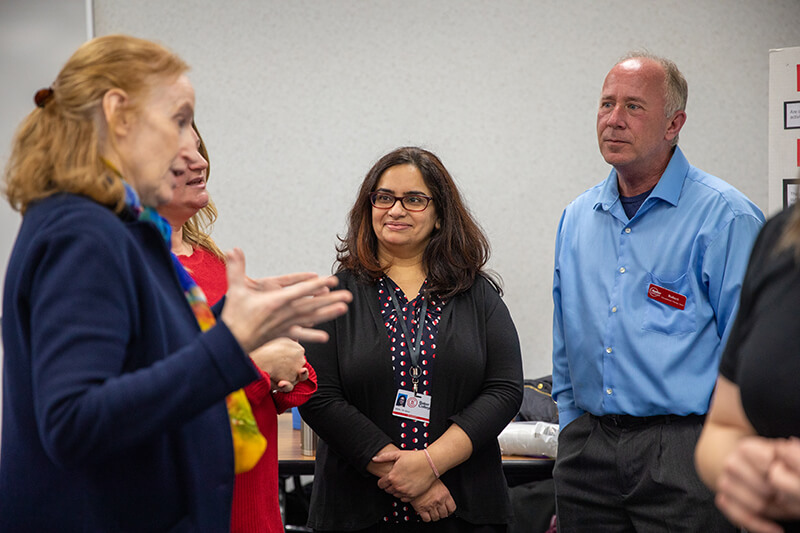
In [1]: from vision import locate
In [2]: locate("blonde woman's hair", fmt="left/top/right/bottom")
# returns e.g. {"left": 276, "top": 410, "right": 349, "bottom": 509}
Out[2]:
{"left": 182, "top": 123, "right": 225, "bottom": 262}
{"left": 3, "top": 34, "right": 188, "bottom": 213}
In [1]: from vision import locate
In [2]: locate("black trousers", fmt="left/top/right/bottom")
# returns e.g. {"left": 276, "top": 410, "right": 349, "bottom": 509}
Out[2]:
{"left": 315, "top": 517, "right": 506, "bottom": 533}
{"left": 553, "top": 412, "right": 736, "bottom": 533}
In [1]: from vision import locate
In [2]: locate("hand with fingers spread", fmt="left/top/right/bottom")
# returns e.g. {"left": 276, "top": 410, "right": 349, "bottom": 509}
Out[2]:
{"left": 220, "top": 248, "right": 352, "bottom": 353}
{"left": 249, "top": 338, "right": 308, "bottom": 393}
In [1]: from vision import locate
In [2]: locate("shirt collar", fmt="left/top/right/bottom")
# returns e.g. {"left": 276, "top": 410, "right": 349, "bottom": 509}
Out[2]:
{"left": 594, "top": 146, "right": 689, "bottom": 212}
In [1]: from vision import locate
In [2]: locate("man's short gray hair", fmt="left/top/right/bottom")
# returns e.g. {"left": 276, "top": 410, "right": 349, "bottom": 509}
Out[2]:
{"left": 618, "top": 51, "right": 688, "bottom": 145}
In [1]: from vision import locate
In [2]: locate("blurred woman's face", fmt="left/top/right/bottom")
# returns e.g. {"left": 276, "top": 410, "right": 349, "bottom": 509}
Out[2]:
{"left": 157, "top": 128, "right": 209, "bottom": 226}
{"left": 371, "top": 164, "right": 439, "bottom": 261}
{"left": 119, "top": 74, "right": 195, "bottom": 207}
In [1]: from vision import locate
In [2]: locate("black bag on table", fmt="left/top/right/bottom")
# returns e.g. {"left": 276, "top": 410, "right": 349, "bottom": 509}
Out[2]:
{"left": 515, "top": 375, "right": 558, "bottom": 424}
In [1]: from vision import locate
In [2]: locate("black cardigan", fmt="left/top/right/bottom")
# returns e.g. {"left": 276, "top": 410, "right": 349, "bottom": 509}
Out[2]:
{"left": 299, "top": 270, "right": 524, "bottom": 530}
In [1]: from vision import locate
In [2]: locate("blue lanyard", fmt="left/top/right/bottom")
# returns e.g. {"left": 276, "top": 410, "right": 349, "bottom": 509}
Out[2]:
{"left": 387, "top": 282, "right": 428, "bottom": 394}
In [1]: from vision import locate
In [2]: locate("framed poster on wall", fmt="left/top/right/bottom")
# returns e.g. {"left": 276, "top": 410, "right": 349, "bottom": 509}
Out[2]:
{"left": 783, "top": 178, "right": 800, "bottom": 209}
{"left": 786, "top": 101, "right": 800, "bottom": 129}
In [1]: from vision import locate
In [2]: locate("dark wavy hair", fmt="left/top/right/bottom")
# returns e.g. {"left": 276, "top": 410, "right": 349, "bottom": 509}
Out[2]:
{"left": 336, "top": 147, "right": 500, "bottom": 299}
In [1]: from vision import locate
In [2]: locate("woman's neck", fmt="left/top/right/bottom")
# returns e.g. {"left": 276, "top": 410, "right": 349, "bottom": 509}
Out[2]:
{"left": 384, "top": 259, "right": 426, "bottom": 299}
{"left": 169, "top": 225, "right": 194, "bottom": 257}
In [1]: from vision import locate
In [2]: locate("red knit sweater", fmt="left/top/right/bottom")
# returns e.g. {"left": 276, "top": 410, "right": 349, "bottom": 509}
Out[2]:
{"left": 177, "top": 247, "right": 228, "bottom": 306}
{"left": 178, "top": 247, "right": 317, "bottom": 533}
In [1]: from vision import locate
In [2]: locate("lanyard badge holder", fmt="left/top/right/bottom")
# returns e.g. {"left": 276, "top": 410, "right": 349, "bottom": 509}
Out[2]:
{"left": 388, "top": 284, "right": 432, "bottom": 423}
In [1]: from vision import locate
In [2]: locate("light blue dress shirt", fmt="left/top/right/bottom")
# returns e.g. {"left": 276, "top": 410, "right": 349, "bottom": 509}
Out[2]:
{"left": 552, "top": 147, "right": 765, "bottom": 429}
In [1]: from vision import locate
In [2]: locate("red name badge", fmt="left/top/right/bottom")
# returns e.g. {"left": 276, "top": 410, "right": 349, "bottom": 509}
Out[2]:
{"left": 647, "top": 284, "right": 686, "bottom": 310}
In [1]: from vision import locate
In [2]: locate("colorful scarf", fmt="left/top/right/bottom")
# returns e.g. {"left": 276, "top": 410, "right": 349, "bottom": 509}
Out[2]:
{"left": 122, "top": 180, "right": 266, "bottom": 474}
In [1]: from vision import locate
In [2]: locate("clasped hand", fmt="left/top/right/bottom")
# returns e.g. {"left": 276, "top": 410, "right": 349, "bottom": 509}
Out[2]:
{"left": 373, "top": 449, "right": 456, "bottom": 522}
{"left": 249, "top": 338, "right": 308, "bottom": 393}
{"left": 716, "top": 436, "right": 800, "bottom": 533}
{"left": 374, "top": 449, "right": 436, "bottom": 500}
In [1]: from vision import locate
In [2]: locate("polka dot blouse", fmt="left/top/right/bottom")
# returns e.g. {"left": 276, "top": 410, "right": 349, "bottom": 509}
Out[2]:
{"left": 377, "top": 277, "right": 445, "bottom": 524}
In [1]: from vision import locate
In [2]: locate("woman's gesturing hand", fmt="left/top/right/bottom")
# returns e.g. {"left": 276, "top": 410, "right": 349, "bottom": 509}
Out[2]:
{"left": 221, "top": 248, "right": 351, "bottom": 353}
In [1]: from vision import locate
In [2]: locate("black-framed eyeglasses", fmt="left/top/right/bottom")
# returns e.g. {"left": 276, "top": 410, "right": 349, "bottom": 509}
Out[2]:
{"left": 369, "top": 191, "right": 433, "bottom": 212}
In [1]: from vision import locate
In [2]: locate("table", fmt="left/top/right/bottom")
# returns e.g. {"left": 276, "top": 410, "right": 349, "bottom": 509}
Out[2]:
{"left": 277, "top": 413, "right": 554, "bottom": 486}
{"left": 277, "top": 413, "right": 316, "bottom": 476}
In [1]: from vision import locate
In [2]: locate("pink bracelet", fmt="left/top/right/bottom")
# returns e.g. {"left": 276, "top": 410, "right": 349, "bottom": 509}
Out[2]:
{"left": 423, "top": 448, "right": 440, "bottom": 478}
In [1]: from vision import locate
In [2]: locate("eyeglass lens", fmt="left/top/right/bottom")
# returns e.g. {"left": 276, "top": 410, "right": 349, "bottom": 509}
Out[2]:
{"left": 370, "top": 192, "right": 430, "bottom": 211}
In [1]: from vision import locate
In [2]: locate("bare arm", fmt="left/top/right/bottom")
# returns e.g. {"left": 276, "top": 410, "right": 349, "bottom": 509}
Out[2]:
{"left": 696, "top": 376, "right": 757, "bottom": 490}
{"left": 696, "top": 376, "right": 784, "bottom": 533}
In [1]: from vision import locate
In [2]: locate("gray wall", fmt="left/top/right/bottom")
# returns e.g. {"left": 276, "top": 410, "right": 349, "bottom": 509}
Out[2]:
{"left": 4, "top": 1, "right": 799, "bottom": 380}
{"left": 0, "top": 0, "right": 90, "bottom": 444}
{"left": 0, "top": 0, "right": 89, "bottom": 307}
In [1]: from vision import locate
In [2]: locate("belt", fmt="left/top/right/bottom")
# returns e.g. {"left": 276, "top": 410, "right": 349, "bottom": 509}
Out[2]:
{"left": 593, "top": 413, "right": 705, "bottom": 429}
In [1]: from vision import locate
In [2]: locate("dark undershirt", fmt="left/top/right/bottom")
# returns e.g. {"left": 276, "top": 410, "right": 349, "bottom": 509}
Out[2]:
{"left": 620, "top": 187, "right": 654, "bottom": 219}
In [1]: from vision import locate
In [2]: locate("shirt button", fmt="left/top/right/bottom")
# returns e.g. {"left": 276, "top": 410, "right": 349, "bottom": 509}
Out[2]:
{"left": 606, "top": 388, "right": 613, "bottom": 395}
{"left": 611, "top": 306, "right": 617, "bottom": 313}
{"left": 625, "top": 228, "right": 631, "bottom": 234}
{"left": 619, "top": 267, "right": 626, "bottom": 273}
{"left": 606, "top": 347, "right": 612, "bottom": 354}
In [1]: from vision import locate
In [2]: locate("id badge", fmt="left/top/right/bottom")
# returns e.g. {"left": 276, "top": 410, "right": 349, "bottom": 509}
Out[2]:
{"left": 647, "top": 283, "right": 687, "bottom": 310}
{"left": 392, "top": 389, "right": 432, "bottom": 423}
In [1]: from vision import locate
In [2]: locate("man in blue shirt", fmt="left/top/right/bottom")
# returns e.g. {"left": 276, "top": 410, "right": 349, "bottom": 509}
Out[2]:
{"left": 552, "top": 52, "right": 764, "bottom": 531}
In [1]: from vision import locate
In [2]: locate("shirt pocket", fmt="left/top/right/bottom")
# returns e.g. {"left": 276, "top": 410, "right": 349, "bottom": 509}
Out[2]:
{"left": 641, "top": 271, "right": 697, "bottom": 335}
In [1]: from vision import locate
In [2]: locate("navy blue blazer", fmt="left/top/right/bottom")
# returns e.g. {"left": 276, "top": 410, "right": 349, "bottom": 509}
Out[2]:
{"left": 0, "top": 194, "right": 259, "bottom": 532}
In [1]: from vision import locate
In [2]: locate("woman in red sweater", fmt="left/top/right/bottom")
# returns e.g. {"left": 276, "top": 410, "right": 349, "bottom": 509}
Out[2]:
{"left": 157, "top": 123, "right": 317, "bottom": 533}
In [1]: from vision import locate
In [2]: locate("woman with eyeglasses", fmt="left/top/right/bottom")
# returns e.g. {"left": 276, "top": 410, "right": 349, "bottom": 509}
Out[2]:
{"left": 299, "top": 147, "right": 523, "bottom": 532}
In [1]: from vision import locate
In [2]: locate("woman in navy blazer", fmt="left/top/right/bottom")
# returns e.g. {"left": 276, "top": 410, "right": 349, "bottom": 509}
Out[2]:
{"left": 0, "top": 34, "right": 350, "bottom": 532}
